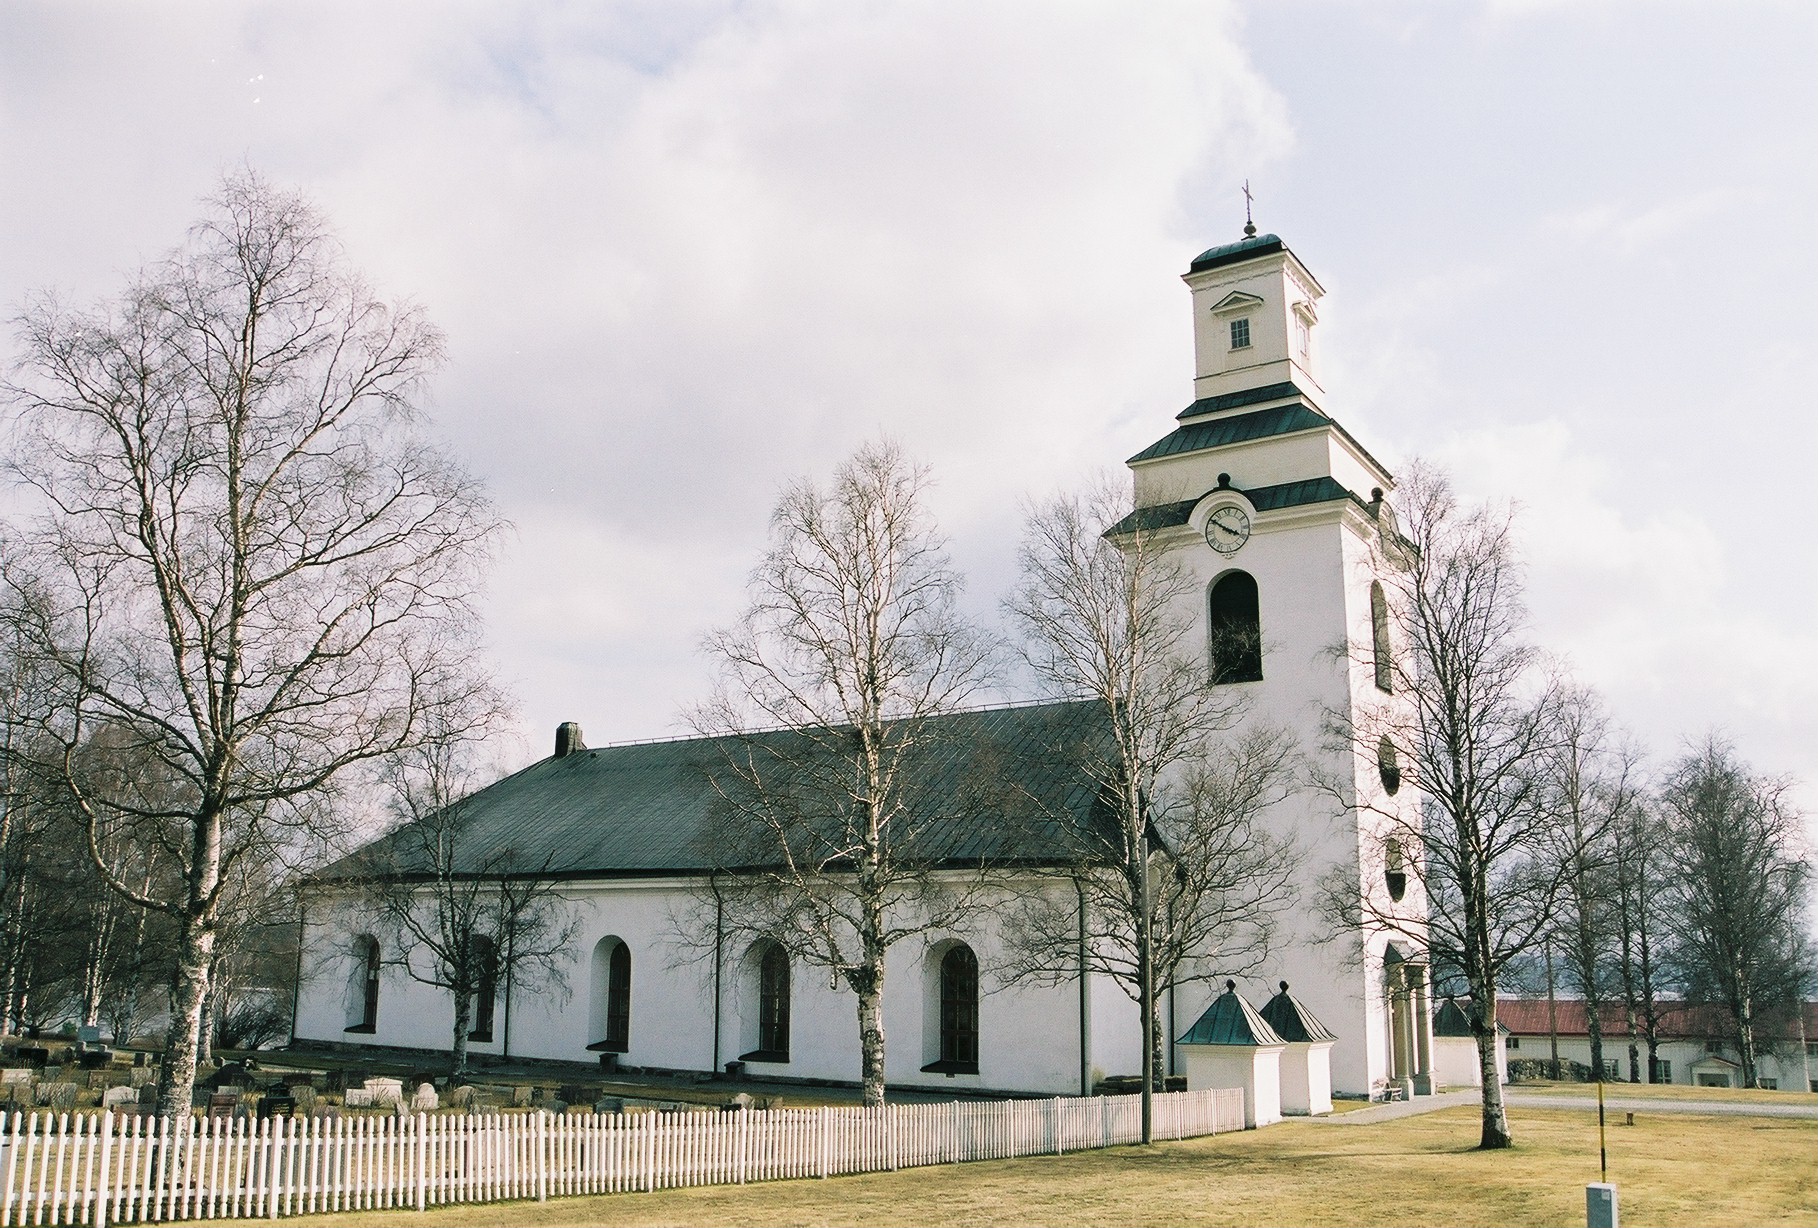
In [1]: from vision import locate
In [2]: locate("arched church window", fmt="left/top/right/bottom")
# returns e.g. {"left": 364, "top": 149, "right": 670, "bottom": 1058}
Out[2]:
{"left": 1370, "top": 581, "right": 1393, "bottom": 693}
{"left": 1384, "top": 837, "right": 1407, "bottom": 902}
{"left": 759, "top": 943, "right": 790, "bottom": 1059}
{"left": 346, "top": 934, "right": 380, "bottom": 1033}
{"left": 589, "top": 937, "right": 632, "bottom": 1054}
{"left": 1208, "top": 571, "right": 1263, "bottom": 684}
{"left": 468, "top": 934, "right": 498, "bottom": 1042}
{"left": 1377, "top": 736, "right": 1401, "bottom": 796}
{"left": 939, "top": 944, "right": 980, "bottom": 1071}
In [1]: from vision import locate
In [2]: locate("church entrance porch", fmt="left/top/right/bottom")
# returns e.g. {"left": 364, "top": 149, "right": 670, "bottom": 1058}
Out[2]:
{"left": 1384, "top": 944, "right": 1434, "bottom": 1097}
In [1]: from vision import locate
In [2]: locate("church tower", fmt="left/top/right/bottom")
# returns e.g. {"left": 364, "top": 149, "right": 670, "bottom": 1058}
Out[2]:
{"left": 1126, "top": 231, "right": 1434, "bottom": 1099}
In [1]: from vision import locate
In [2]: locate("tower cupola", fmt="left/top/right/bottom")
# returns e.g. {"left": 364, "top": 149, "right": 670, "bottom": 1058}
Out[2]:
{"left": 1182, "top": 234, "right": 1326, "bottom": 407}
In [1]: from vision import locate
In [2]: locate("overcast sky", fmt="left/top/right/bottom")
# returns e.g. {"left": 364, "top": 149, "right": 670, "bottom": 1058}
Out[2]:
{"left": 3, "top": 1, "right": 1814, "bottom": 813}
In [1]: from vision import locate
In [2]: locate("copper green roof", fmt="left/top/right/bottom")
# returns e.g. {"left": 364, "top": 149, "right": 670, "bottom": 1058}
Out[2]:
{"left": 1128, "top": 401, "right": 1329, "bottom": 465}
{"left": 1188, "top": 234, "right": 1284, "bottom": 274}
{"left": 1259, "top": 982, "right": 1338, "bottom": 1043}
{"left": 1177, "top": 982, "right": 1286, "bottom": 1047}
{"left": 1106, "top": 476, "right": 1366, "bottom": 537}
{"left": 1187, "top": 234, "right": 1325, "bottom": 293}
{"left": 1174, "top": 381, "right": 1302, "bottom": 421}
{"left": 315, "top": 700, "right": 1118, "bottom": 883}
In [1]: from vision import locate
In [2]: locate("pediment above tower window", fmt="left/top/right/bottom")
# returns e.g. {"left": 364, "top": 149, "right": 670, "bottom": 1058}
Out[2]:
{"left": 1209, "top": 291, "right": 1266, "bottom": 318}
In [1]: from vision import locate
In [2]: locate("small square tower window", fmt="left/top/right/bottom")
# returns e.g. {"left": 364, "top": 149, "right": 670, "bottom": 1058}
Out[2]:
{"left": 1229, "top": 317, "right": 1251, "bottom": 349}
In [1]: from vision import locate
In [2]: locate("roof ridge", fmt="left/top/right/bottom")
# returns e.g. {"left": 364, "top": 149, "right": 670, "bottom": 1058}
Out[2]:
{"left": 575, "top": 695, "right": 1104, "bottom": 753}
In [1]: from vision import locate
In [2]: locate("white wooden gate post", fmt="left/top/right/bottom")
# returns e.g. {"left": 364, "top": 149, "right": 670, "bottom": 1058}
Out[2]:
{"left": 414, "top": 1114, "right": 428, "bottom": 1212}
{"left": 735, "top": 1108, "right": 747, "bottom": 1185}
{"left": 536, "top": 1111, "right": 548, "bottom": 1202}
{"left": 647, "top": 1113, "right": 661, "bottom": 1193}
{"left": 268, "top": 1113, "right": 284, "bottom": 1221}
{"left": 93, "top": 1110, "right": 115, "bottom": 1228}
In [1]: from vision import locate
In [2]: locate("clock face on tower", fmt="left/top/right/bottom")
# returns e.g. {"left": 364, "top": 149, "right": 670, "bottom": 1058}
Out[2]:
{"left": 1205, "top": 505, "right": 1251, "bottom": 555}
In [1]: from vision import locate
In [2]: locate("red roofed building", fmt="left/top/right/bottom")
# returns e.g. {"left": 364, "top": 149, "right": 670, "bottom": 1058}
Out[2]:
{"left": 1496, "top": 998, "right": 1818, "bottom": 1092}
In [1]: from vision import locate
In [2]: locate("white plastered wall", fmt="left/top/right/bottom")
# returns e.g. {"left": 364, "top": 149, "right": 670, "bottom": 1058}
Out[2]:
{"left": 295, "top": 874, "right": 1135, "bottom": 1097}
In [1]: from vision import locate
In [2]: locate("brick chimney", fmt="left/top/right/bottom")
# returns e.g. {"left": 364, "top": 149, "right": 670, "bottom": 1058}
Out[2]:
{"left": 554, "top": 721, "right": 585, "bottom": 759}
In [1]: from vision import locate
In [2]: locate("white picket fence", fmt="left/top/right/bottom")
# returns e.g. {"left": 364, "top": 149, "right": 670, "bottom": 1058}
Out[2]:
{"left": 0, "top": 1088, "right": 1242, "bottom": 1225}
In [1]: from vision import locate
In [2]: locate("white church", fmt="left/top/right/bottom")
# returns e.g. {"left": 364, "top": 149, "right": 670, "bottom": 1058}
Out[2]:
{"left": 293, "top": 230, "right": 1440, "bottom": 1105}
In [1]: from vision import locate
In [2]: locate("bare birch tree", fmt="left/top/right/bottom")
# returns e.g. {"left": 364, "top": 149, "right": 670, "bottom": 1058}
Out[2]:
{"left": 1610, "top": 793, "right": 1669, "bottom": 1082}
{"left": 691, "top": 440, "right": 995, "bottom": 1107}
{"left": 1001, "top": 479, "right": 1275, "bottom": 1143}
{"left": 0, "top": 171, "right": 502, "bottom": 1113}
{"left": 368, "top": 690, "right": 576, "bottom": 1077}
{"left": 1659, "top": 737, "right": 1812, "bottom": 1087}
{"left": 1330, "top": 464, "right": 1569, "bottom": 1150}
{"left": 1540, "top": 689, "right": 1643, "bottom": 1082}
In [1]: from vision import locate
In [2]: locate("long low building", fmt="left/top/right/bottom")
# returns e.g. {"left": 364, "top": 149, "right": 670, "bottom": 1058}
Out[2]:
{"left": 1496, "top": 998, "right": 1818, "bottom": 1092}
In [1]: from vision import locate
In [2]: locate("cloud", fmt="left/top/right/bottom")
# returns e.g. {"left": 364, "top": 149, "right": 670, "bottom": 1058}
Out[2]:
{"left": 1430, "top": 420, "right": 1818, "bottom": 812}
{"left": 1542, "top": 190, "right": 1757, "bottom": 258}
{"left": 0, "top": 1, "right": 1291, "bottom": 751}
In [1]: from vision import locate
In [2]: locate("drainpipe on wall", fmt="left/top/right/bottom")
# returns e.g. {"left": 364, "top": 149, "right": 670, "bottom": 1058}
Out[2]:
{"left": 501, "top": 961, "right": 514, "bottom": 1061}
{"left": 1167, "top": 982, "right": 1177, "bottom": 1081}
{"left": 711, "top": 878, "right": 724, "bottom": 1074}
{"left": 288, "top": 892, "right": 307, "bottom": 1044}
{"left": 1077, "top": 877, "right": 1091, "bottom": 1096}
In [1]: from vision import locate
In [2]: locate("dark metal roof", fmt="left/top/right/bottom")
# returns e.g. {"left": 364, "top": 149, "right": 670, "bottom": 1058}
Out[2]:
{"left": 1188, "top": 234, "right": 1284, "bottom": 274}
{"left": 1177, "top": 982, "right": 1286, "bottom": 1047}
{"left": 1174, "top": 381, "right": 1302, "bottom": 421}
{"left": 1259, "top": 982, "right": 1338, "bottom": 1043}
{"left": 1106, "top": 476, "right": 1364, "bottom": 537}
{"left": 1128, "top": 401, "right": 1328, "bottom": 465}
{"left": 315, "top": 700, "right": 1119, "bottom": 883}
{"left": 1433, "top": 998, "right": 1474, "bottom": 1038}
{"left": 1433, "top": 998, "right": 1509, "bottom": 1037}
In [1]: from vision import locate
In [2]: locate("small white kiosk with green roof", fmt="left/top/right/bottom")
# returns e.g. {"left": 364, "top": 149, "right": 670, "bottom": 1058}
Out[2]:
{"left": 1259, "top": 981, "right": 1336, "bottom": 1115}
{"left": 1177, "top": 981, "right": 1287, "bottom": 1128}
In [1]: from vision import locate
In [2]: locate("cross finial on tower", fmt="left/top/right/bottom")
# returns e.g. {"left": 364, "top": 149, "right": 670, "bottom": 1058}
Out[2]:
{"left": 1242, "top": 180, "right": 1257, "bottom": 238}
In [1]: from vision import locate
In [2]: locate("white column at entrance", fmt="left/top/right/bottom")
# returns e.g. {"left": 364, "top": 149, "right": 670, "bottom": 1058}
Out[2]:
{"left": 1411, "top": 966, "right": 1434, "bottom": 1095}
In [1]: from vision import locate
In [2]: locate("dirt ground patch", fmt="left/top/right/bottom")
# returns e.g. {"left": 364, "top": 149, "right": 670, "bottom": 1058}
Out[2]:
{"left": 224, "top": 1102, "right": 1816, "bottom": 1227}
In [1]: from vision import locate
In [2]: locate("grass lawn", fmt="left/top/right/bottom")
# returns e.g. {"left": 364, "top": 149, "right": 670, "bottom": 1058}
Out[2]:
{"left": 231, "top": 1103, "right": 1816, "bottom": 1227}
